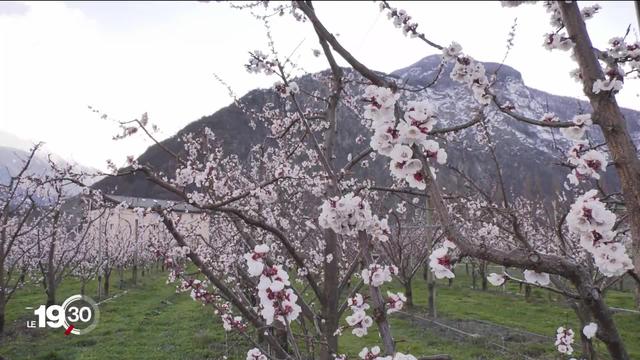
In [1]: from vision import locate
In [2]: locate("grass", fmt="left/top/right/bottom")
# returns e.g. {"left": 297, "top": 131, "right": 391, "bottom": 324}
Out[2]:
{"left": 1, "top": 265, "right": 638, "bottom": 359}
{"left": 0, "top": 268, "right": 242, "bottom": 360}
{"left": 386, "top": 267, "right": 640, "bottom": 359}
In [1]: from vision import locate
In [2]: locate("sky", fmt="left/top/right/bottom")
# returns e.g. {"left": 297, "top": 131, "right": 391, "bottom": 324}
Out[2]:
{"left": 0, "top": 1, "right": 638, "bottom": 171}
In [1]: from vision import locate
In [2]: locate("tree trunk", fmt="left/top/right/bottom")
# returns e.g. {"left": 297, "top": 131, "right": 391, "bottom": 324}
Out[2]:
{"left": 358, "top": 231, "right": 395, "bottom": 355}
{"left": 46, "top": 288, "right": 56, "bottom": 307}
{"left": 97, "top": 273, "right": 103, "bottom": 299}
{"left": 574, "top": 274, "right": 629, "bottom": 360}
{"left": 119, "top": 267, "right": 125, "bottom": 289}
{"left": 274, "top": 326, "right": 289, "bottom": 358}
{"left": 316, "top": 63, "right": 344, "bottom": 360}
{"left": 320, "top": 229, "right": 339, "bottom": 360}
{"left": 425, "top": 196, "right": 436, "bottom": 316}
{"left": 569, "top": 300, "right": 598, "bottom": 360}
{"left": 132, "top": 264, "right": 138, "bottom": 285}
{"left": 404, "top": 278, "right": 414, "bottom": 308}
{"left": 45, "top": 262, "right": 56, "bottom": 306}
{"left": 422, "top": 262, "right": 429, "bottom": 281}
{"left": 80, "top": 282, "right": 86, "bottom": 296}
{"left": 560, "top": 2, "right": 640, "bottom": 313}
{"left": 104, "top": 268, "right": 111, "bottom": 297}
{"left": 471, "top": 263, "right": 477, "bottom": 290}
{"left": 427, "top": 270, "right": 436, "bottom": 318}
{"left": 480, "top": 262, "right": 488, "bottom": 291}
{"left": 46, "top": 211, "right": 59, "bottom": 306}
{"left": 524, "top": 284, "right": 532, "bottom": 302}
{"left": 0, "top": 298, "right": 5, "bottom": 335}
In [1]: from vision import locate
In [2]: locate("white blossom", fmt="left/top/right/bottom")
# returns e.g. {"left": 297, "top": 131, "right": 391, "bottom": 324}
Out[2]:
{"left": 487, "top": 273, "right": 506, "bottom": 286}
{"left": 523, "top": 270, "right": 550, "bottom": 286}
{"left": 256, "top": 265, "right": 301, "bottom": 325}
{"left": 555, "top": 327, "right": 575, "bottom": 355}
{"left": 592, "top": 78, "right": 623, "bottom": 94}
{"left": 359, "top": 346, "right": 381, "bottom": 359}
{"left": 583, "top": 322, "right": 598, "bottom": 339}
{"left": 362, "top": 264, "right": 396, "bottom": 287}
{"left": 543, "top": 33, "right": 574, "bottom": 51}
{"left": 442, "top": 41, "right": 463, "bottom": 60}
{"left": 318, "top": 193, "right": 390, "bottom": 241}
{"left": 429, "top": 246, "right": 455, "bottom": 279}
{"left": 244, "top": 244, "right": 269, "bottom": 277}
{"left": 246, "top": 348, "right": 267, "bottom": 360}
{"left": 386, "top": 291, "right": 407, "bottom": 314}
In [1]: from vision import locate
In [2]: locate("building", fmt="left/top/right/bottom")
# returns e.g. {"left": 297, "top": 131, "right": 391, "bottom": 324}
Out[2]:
{"left": 86, "top": 195, "right": 210, "bottom": 251}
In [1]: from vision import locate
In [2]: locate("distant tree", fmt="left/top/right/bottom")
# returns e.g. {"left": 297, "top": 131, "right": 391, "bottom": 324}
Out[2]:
{"left": 0, "top": 145, "right": 50, "bottom": 334}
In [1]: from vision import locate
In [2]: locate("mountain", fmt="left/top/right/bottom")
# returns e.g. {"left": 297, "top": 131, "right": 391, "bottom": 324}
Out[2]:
{"left": 93, "top": 55, "right": 640, "bottom": 201}
{"left": 0, "top": 131, "right": 101, "bottom": 194}
{"left": 0, "top": 130, "right": 37, "bottom": 152}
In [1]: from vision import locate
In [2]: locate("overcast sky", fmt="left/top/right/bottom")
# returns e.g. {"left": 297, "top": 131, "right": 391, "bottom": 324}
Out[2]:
{"left": 1, "top": 1, "right": 638, "bottom": 170}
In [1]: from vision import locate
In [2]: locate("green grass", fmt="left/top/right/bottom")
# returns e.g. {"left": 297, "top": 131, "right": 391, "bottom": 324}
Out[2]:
{"left": 385, "top": 268, "right": 640, "bottom": 359}
{"left": 337, "top": 266, "right": 640, "bottom": 359}
{"left": 1, "top": 266, "right": 638, "bottom": 359}
{"left": 0, "top": 268, "right": 243, "bottom": 360}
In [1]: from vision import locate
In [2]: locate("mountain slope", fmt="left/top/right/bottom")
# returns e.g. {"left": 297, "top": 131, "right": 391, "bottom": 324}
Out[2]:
{"left": 93, "top": 55, "right": 640, "bottom": 200}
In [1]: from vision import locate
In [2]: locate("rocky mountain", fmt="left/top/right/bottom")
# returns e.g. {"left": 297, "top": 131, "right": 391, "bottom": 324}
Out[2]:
{"left": 0, "top": 131, "right": 100, "bottom": 194}
{"left": 93, "top": 55, "right": 640, "bottom": 201}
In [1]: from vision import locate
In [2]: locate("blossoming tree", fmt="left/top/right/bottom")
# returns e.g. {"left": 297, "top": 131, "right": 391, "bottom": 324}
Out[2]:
{"left": 289, "top": 1, "right": 638, "bottom": 358}
{"left": 0, "top": 145, "right": 54, "bottom": 334}
{"left": 92, "top": 1, "right": 640, "bottom": 359}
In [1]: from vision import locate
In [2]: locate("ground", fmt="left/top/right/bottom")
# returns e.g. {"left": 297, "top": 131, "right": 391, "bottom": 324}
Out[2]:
{"left": 0, "top": 266, "right": 638, "bottom": 359}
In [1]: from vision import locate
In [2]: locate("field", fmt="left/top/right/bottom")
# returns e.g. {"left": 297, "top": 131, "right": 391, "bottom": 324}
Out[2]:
{"left": 1, "top": 266, "right": 638, "bottom": 360}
